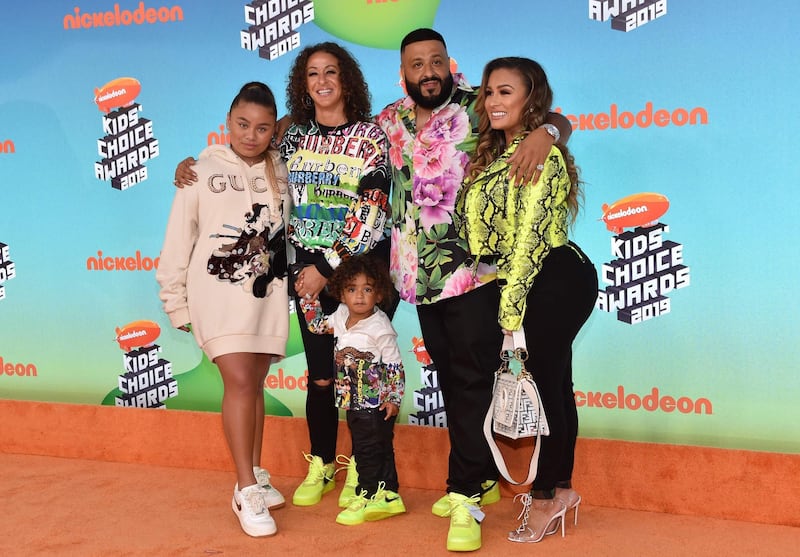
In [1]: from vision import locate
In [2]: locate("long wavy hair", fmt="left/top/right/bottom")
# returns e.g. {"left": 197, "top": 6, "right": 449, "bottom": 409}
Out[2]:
{"left": 285, "top": 42, "right": 372, "bottom": 125}
{"left": 469, "top": 57, "right": 582, "bottom": 224}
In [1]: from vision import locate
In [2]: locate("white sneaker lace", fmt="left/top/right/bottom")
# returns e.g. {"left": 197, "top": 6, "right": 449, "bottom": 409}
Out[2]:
{"left": 240, "top": 487, "right": 268, "bottom": 516}
{"left": 254, "top": 467, "right": 271, "bottom": 488}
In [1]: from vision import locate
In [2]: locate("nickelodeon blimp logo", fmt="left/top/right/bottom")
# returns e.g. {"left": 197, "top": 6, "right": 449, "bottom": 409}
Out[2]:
{"left": 601, "top": 192, "right": 669, "bottom": 234}
{"left": 114, "top": 319, "right": 160, "bottom": 352}
{"left": 411, "top": 336, "right": 432, "bottom": 366}
{"left": 94, "top": 77, "right": 141, "bottom": 113}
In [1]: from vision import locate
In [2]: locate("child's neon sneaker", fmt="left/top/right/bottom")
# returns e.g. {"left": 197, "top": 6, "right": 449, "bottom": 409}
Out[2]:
{"left": 335, "top": 455, "right": 359, "bottom": 508}
{"left": 292, "top": 453, "right": 335, "bottom": 506}
{"left": 364, "top": 484, "right": 406, "bottom": 521}
{"left": 335, "top": 490, "right": 369, "bottom": 525}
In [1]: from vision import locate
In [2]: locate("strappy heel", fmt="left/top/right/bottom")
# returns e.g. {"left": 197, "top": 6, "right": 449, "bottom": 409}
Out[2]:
{"left": 507, "top": 493, "right": 566, "bottom": 543}
{"left": 555, "top": 487, "right": 581, "bottom": 526}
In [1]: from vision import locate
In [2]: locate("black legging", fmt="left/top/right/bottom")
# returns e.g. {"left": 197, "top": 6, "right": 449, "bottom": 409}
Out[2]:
{"left": 520, "top": 242, "right": 598, "bottom": 492}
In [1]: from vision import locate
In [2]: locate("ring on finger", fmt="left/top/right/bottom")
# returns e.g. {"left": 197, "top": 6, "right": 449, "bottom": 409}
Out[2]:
{"left": 536, "top": 164, "right": 545, "bottom": 171}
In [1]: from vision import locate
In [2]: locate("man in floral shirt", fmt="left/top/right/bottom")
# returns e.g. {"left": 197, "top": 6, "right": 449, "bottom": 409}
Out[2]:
{"left": 376, "top": 28, "right": 571, "bottom": 552}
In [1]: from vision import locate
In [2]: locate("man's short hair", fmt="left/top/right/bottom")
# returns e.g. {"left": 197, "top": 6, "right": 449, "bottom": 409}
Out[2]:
{"left": 400, "top": 28, "right": 446, "bottom": 53}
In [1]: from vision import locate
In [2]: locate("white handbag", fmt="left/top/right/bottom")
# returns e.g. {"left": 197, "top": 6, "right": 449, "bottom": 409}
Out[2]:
{"left": 483, "top": 329, "right": 549, "bottom": 485}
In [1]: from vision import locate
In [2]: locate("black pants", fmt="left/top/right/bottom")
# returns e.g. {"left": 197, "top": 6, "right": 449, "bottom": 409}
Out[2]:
{"left": 347, "top": 408, "right": 398, "bottom": 497}
{"left": 521, "top": 242, "right": 598, "bottom": 492}
{"left": 295, "top": 289, "right": 340, "bottom": 463}
{"left": 416, "top": 282, "right": 504, "bottom": 497}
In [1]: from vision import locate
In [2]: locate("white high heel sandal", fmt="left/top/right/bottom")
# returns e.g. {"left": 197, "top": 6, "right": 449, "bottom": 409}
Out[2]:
{"left": 507, "top": 493, "right": 567, "bottom": 543}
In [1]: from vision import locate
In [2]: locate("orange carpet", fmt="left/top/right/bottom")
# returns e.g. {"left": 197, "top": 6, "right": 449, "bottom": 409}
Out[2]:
{"left": 1, "top": 400, "right": 799, "bottom": 555}
{"left": 1, "top": 453, "right": 799, "bottom": 556}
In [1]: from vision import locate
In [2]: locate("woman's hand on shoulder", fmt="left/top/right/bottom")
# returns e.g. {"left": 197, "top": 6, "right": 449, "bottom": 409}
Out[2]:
{"left": 173, "top": 157, "right": 198, "bottom": 188}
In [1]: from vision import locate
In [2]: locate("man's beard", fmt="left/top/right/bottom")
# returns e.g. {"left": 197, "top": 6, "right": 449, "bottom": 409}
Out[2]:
{"left": 406, "top": 73, "right": 455, "bottom": 109}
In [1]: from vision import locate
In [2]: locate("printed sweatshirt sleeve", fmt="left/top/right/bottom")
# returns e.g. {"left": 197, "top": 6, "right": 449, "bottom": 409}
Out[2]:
{"left": 499, "top": 148, "right": 570, "bottom": 331}
{"left": 320, "top": 128, "right": 392, "bottom": 275}
{"left": 300, "top": 298, "right": 333, "bottom": 335}
{"left": 376, "top": 328, "right": 405, "bottom": 407}
{"left": 156, "top": 186, "right": 199, "bottom": 329}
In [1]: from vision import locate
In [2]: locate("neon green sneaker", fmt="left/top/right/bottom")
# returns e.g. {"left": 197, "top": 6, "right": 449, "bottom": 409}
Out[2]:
{"left": 446, "top": 493, "right": 483, "bottom": 552}
{"left": 431, "top": 480, "right": 500, "bottom": 517}
{"left": 335, "top": 489, "right": 369, "bottom": 525}
{"left": 364, "top": 483, "right": 406, "bottom": 521}
{"left": 336, "top": 455, "right": 359, "bottom": 508}
{"left": 292, "top": 453, "right": 335, "bottom": 506}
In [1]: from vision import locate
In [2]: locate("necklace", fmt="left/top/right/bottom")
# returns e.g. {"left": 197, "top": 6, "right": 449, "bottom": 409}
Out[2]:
{"left": 316, "top": 120, "right": 350, "bottom": 149}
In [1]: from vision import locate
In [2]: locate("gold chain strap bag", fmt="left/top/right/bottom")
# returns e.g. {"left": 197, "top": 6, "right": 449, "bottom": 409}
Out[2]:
{"left": 483, "top": 329, "right": 550, "bottom": 485}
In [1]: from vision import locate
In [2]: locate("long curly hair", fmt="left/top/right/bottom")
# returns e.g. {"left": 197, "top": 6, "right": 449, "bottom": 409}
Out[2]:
{"left": 327, "top": 255, "right": 395, "bottom": 312}
{"left": 469, "top": 57, "right": 582, "bottom": 224}
{"left": 285, "top": 42, "right": 372, "bottom": 125}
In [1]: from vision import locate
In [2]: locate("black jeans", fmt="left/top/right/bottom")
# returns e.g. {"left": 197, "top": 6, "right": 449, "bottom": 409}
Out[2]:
{"left": 416, "top": 282, "right": 504, "bottom": 497}
{"left": 294, "top": 289, "right": 340, "bottom": 463}
{"left": 520, "top": 242, "right": 598, "bottom": 492}
{"left": 347, "top": 408, "right": 398, "bottom": 497}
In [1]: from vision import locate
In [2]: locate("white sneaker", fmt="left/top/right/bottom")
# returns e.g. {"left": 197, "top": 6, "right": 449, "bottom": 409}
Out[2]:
{"left": 254, "top": 466, "right": 286, "bottom": 509}
{"left": 232, "top": 484, "right": 277, "bottom": 537}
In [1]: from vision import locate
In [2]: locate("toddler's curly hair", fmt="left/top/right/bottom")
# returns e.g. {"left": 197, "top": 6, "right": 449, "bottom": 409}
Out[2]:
{"left": 327, "top": 255, "right": 395, "bottom": 312}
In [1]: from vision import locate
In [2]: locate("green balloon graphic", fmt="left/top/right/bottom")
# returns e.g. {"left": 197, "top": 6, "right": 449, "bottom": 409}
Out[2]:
{"left": 312, "top": 0, "right": 442, "bottom": 50}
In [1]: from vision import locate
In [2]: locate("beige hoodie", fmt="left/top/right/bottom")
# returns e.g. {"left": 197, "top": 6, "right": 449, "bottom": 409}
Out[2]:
{"left": 156, "top": 145, "right": 290, "bottom": 360}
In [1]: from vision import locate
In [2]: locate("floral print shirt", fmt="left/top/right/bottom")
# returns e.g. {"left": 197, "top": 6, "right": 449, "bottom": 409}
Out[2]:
{"left": 376, "top": 74, "right": 496, "bottom": 305}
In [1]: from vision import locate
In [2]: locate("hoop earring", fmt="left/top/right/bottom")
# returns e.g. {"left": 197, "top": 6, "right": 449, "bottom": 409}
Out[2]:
{"left": 303, "top": 94, "right": 313, "bottom": 108}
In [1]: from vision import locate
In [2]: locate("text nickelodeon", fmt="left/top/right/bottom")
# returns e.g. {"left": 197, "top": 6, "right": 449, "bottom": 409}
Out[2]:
{"left": 557, "top": 101, "right": 707, "bottom": 131}
{"left": 63, "top": 2, "right": 184, "bottom": 29}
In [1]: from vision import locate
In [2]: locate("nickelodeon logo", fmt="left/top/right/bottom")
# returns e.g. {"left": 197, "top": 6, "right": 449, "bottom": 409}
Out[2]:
{"left": 87, "top": 250, "right": 160, "bottom": 271}
{"left": 64, "top": 2, "right": 183, "bottom": 29}
{"left": 0, "top": 139, "right": 14, "bottom": 154}
{"left": 208, "top": 124, "right": 230, "bottom": 146}
{"left": 601, "top": 193, "right": 669, "bottom": 234}
{"left": 94, "top": 78, "right": 140, "bottom": 114}
{"left": 115, "top": 320, "right": 160, "bottom": 352}
{"left": 556, "top": 101, "right": 707, "bottom": 132}
{"left": 0, "top": 356, "right": 38, "bottom": 378}
{"left": 576, "top": 385, "right": 711, "bottom": 414}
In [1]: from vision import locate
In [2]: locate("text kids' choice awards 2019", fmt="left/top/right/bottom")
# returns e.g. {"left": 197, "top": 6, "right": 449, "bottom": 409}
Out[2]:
{"left": 0, "top": 243, "right": 16, "bottom": 302}
{"left": 93, "top": 77, "right": 160, "bottom": 190}
{"left": 595, "top": 194, "right": 690, "bottom": 325}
